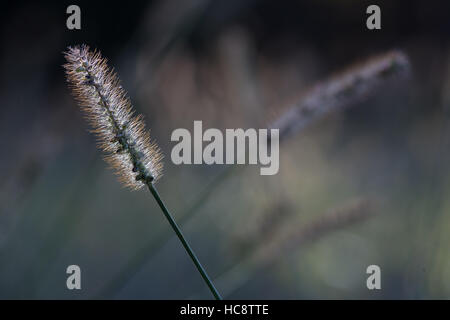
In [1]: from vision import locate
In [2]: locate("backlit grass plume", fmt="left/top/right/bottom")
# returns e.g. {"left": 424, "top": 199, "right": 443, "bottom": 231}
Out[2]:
{"left": 64, "top": 44, "right": 222, "bottom": 300}
{"left": 64, "top": 45, "right": 162, "bottom": 189}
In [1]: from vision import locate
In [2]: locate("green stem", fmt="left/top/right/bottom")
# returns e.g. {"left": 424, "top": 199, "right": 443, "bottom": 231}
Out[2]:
{"left": 146, "top": 182, "right": 222, "bottom": 300}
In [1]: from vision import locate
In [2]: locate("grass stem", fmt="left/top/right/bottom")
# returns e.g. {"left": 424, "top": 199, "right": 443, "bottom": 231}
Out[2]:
{"left": 147, "top": 182, "right": 222, "bottom": 300}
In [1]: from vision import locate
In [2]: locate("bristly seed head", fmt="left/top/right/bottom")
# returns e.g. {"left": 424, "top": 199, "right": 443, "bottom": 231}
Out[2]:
{"left": 63, "top": 44, "right": 163, "bottom": 189}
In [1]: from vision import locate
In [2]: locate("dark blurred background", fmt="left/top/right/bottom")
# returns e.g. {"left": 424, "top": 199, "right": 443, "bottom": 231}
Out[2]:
{"left": 1, "top": 0, "right": 450, "bottom": 299}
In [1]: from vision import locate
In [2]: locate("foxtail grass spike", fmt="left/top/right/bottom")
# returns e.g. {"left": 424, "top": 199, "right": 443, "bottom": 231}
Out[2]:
{"left": 64, "top": 44, "right": 222, "bottom": 300}
{"left": 64, "top": 45, "right": 163, "bottom": 189}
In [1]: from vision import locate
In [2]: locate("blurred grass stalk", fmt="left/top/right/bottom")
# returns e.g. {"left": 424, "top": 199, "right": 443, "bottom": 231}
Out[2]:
{"left": 210, "top": 198, "right": 376, "bottom": 298}
{"left": 96, "top": 50, "right": 409, "bottom": 298}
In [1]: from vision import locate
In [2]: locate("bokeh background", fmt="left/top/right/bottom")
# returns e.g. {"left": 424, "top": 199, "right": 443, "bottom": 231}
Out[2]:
{"left": 1, "top": 0, "right": 450, "bottom": 299}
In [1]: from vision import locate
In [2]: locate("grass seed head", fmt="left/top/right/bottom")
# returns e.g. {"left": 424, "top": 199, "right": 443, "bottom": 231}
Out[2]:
{"left": 63, "top": 44, "right": 163, "bottom": 189}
